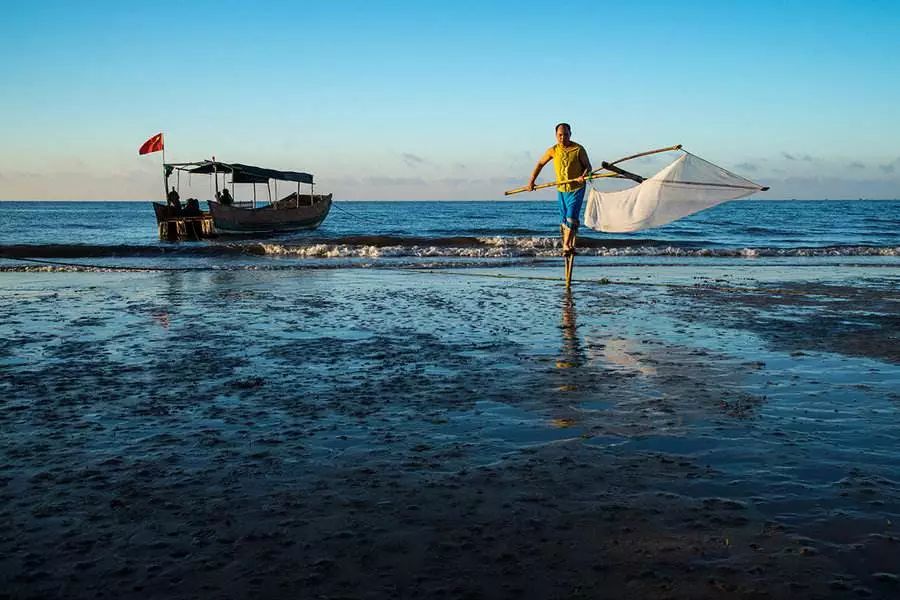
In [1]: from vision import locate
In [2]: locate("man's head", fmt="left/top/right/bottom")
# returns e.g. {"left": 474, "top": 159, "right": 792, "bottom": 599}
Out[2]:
{"left": 555, "top": 123, "right": 572, "bottom": 146}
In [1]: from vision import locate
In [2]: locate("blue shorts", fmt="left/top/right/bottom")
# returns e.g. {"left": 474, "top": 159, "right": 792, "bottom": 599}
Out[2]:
{"left": 557, "top": 187, "right": 586, "bottom": 227}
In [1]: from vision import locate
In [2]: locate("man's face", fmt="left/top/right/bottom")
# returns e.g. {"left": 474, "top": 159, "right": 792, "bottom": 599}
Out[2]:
{"left": 556, "top": 126, "right": 571, "bottom": 145}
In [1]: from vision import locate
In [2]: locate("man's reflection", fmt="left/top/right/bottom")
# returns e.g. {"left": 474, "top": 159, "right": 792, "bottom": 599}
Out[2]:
{"left": 552, "top": 290, "right": 586, "bottom": 429}
{"left": 556, "top": 289, "right": 584, "bottom": 370}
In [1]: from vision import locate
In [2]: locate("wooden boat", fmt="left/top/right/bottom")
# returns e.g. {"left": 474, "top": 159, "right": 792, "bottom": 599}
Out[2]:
{"left": 209, "top": 191, "right": 332, "bottom": 233}
{"left": 155, "top": 159, "right": 332, "bottom": 239}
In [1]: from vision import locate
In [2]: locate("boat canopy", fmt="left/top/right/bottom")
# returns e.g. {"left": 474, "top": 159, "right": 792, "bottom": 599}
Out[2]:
{"left": 165, "top": 160, "right": 314, "bottom": 184}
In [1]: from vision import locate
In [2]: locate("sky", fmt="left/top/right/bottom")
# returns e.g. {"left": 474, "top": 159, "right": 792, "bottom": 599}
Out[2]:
{"left": 1, "top": 0, "right": 898, "bottom": 201}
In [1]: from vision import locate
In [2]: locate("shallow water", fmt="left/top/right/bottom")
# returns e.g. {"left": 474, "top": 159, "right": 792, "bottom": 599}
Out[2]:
{"left": 2, "top": 269, "right": 898, "bottom": 517}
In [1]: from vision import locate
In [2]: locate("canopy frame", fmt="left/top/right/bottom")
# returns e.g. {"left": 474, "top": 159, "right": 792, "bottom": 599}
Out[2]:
{"left": 165, "top": 159, "right": 317, "bottom": 209}
{"left": 165, "top": 160, "right": 314, "bottom": 185}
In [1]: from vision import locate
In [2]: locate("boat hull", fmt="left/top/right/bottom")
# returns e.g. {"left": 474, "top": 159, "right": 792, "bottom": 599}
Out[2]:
{"left": 208, "top": 194, "right": 333, "bottom": 233}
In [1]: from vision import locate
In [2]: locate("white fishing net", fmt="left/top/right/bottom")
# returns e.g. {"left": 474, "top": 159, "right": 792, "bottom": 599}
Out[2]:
{"left": 584, "top": 152, "right": 764, "bottom": 233}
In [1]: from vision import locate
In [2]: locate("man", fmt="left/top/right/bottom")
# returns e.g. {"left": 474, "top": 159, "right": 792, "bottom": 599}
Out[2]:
{"left": 166, "top": 186, "right": 181, "bottom": 213}
{"left": 527, "top": 123, "right": 592, "bottom": 256}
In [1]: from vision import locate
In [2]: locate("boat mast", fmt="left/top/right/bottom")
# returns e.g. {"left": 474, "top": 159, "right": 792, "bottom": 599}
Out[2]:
{"left": 212, "top": 156, "right": 219, "bottom": 198}
{"left": 161, "top": 133, "right": 167, "bottom": 199}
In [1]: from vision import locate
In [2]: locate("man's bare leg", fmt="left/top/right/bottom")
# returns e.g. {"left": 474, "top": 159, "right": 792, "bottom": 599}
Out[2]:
{"left": 561, "top": 221, "right": 579, "bottom": 256}
{"left": 560, "top": 223, "right": 572, "bottom": 285}
{"left": 568, "top": 221, "right": 579, "bottom": 254}
{"left": 561, "top": 224, "right": 571, "bottom": 256}
{"left": 564, "top": 221, "right": 579, "bottom": 287}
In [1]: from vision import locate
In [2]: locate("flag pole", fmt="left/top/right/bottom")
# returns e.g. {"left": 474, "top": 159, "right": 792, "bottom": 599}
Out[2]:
{"left": 161, "top": 132, "right": 167, "bottom": 200}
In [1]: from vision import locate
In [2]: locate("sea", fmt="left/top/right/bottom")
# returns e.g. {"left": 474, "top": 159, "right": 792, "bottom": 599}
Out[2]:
{"left": 1, "top": 199, "right": 898, "bottom": 271}
{"left": 3, "top": 199, "right": 900, "bottom": 596}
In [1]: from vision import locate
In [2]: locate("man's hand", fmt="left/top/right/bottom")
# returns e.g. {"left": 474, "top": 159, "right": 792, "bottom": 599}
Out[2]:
{"left": 527, "top": 180, "right": 536, "bottom": 192}
{"left": 576, "top": 175, "right": 586, "bottom": 184}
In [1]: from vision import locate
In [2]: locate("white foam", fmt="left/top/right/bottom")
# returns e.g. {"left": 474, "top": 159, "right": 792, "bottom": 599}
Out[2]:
{"left": 476, "top": 236, "right": 560, "bottom": 249}
{"left": 255, "top": 243, "right": 900, "bottom": 259}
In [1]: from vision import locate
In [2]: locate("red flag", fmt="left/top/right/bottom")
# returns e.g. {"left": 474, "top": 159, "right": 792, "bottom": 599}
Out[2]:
{"left": 139, "top": 133, "right": 164, "bottom": 155}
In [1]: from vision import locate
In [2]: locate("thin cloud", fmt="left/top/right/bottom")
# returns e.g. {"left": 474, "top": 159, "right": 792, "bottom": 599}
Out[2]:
{"left": 878, "top": 157, "right": 900, "bottom": 174}
{"left": 506, "top": 150, "right": 537, "bottom": 170}
{"left": 761, "top": 175, "right": 900, "bottom": 200}
{"left": 401, "top": 153, "right": 426, "bottom": 168}
{"left": 735, "top": 162, "right": 758, "bottom": 172}
{"left": 365, "top": 176, "right": 426, "bottom": 186}
{"left": 437, "top": 177, "right": 467, "bottom": 187}
{"left": 487, "top": 175, "right": 530, "bottom": 187}
{"left": 849, "top": 161, "right": 865, "bottom": 170}
{"left": 782, "top": 152, "right": 814, "bottom": 162}
{"left": 329, "top": 175, "right": 360, "bottom": 186}
{"left": 511, "top": 150, "right": 533, "bottom": 161}
{"left": 0, "top": 167, "right": 160, "bottom": 200}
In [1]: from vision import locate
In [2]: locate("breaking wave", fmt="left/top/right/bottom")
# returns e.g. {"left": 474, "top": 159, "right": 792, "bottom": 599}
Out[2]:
{"left": 1, "top": 237, "right": 897, "bottom": 262}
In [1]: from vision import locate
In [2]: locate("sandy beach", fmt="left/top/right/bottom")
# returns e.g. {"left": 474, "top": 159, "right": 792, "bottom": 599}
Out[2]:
{"left": 2, "top": 263, "right": 899, "bottom": 599}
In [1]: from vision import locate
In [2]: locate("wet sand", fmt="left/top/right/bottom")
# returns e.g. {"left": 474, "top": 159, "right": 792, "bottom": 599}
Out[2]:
{"left": 1, "top": 264, "right": 899, "bottom": 599}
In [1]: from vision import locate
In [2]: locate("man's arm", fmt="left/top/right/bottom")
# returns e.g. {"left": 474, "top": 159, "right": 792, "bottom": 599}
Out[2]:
{"left": 527, "top": 148, "right": 554, "bottom": 191}
{"left": 577, "top": 147, "right": 592, "bottom": 184}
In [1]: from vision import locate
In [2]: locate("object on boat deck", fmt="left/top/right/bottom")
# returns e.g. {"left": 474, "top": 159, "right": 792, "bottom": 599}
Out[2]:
{"left": 152, "top": 201, "right": 214, "bottom": 242}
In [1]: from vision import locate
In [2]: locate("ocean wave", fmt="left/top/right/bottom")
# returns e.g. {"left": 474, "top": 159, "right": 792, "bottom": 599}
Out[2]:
{"left": 203, "top": 236, "right": 900, "bottom": 259}
{"left": 0, "top": 258, "right": 533, "bottom": 273}
{"left": 0, "top": 236, "right": 659, "bottom": 259}
{"left": 0, "top": 243, "right": 249, "bottom": 258}
{"left": 2, "top": 239, "right": 898, "bottom": 261}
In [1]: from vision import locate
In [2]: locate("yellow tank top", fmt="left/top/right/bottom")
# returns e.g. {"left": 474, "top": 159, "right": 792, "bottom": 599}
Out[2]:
{"left": 552, "top": 143, "right": 587, "bottom": 192}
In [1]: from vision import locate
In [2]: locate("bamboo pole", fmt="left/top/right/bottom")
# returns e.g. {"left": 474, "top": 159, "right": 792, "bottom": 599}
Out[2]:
{"left": 504, "top": 171, "right": 620, "bottom": 196}
{"left": 606, "top": 144, "right": 682, "bottom": 166}
{"left": 600, "top": 161, "right": 645, "bottom": 183}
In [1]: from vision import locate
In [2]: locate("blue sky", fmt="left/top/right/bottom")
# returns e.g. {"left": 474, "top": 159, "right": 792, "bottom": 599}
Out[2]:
{"left": 1, "top": 0, "right": 898, "bottom": 200}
